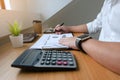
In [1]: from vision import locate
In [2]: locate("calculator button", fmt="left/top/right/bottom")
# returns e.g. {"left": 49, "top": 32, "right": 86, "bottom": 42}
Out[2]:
{"left": 52, "top": 53, "right": 56, "bottom": 55}
{"left": 42, "top": 58, "right": 46, "bottom": 61}
{"left": 68, "top": 58, "right": 73, "bottom": 61}
{"left": 57, "top": 61, "right": 62, "bottom": 65}
{"left": 44, "top": 53, "right": 47, "bottom": 55}
{"left": 48, "top": 53, "right": 52, "bottom": 55}
{"left": 51, "top": 58, "right": 56, "bottom": 61}
{"left": 46, "top": 61, "right": 50, "bottom": 65}
{"left": 63, "top": 58, "right": 67, "bottom": 61}
{"left": 63, "top": 53, "right": 67, "bottom": 55}
{"left": 52, "top": 55, "right": 57, "bottom": 58}
{"left": 41, "top": 61, "right": 45, "bottom": 65}
{"left": 57, "top": 55, "right": 62, "bottom": 58}
{"left": 63, "top": 56, "right": 67, "bottom": 58}
{"left": 68, "top": 55, "right": 72, "bottom": 57}
{"left": 51, "top": 61, "right": 56, "bottom": 65}
{"left": 69, "top": 62, "right": 74, "bottom": 66}
{"left": 47, "top": 58, "right": 51, "bottom": 61}
{"left": 57, "top": 58, "right": 62, "bottom": 61}
{"left": 63, "top": 61, "right": 68, "bottom": 65}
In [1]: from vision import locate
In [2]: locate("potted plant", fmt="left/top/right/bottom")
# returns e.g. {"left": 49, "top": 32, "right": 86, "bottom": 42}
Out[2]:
{"left": 9, "top": 21, "right": 23, "bottom": 48}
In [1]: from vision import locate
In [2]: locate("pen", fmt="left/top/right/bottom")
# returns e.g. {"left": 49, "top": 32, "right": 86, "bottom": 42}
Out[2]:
{"left": 55, "top": 23, "right": 64, "bottom": 32}
{"left": 60, "top": 23, "right": 64, "bottom": 26}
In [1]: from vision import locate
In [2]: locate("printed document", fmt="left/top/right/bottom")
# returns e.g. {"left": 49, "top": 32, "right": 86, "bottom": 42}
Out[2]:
{"left": 30, "top": 33, "right": 73, "bottom": 49}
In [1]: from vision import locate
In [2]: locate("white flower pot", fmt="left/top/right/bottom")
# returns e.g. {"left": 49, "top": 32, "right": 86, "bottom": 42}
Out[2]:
{"left": 9, "top": 34, "right": 23, "bottom": 48}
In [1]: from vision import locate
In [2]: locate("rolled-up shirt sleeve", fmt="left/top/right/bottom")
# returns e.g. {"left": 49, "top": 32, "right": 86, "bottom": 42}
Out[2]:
{"left": 87, "top": 12, "right": 102, "bottom": 34}
{"left": 86, "top": 0, "right": 108, "bottom": 34}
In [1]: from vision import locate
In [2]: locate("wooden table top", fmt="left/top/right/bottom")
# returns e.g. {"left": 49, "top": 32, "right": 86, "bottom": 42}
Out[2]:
{"left": 0, "top": 33, "right": 120, "bottom": 80}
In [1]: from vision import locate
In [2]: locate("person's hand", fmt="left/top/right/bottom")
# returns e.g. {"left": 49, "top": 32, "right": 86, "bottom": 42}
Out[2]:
{"left": 59, "top": 37, "right": 79, "bottom": 50}
{"left": 54, "top": 24, "right": 69, "bottom": 34}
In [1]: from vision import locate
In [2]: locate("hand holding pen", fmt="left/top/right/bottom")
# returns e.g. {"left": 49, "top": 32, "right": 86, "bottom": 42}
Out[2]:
{"left": 54, "top": 23, "right": 65, "bottom": 34}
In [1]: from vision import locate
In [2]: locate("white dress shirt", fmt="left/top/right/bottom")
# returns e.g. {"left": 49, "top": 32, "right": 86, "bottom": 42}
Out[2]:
{"left": 87, "top": 0, "right": 120, "bottom": 42}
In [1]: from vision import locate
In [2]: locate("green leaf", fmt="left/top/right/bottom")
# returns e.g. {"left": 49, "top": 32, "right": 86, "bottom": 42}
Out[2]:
{"left": 9, "top": 21, "right": 21, "bottom": 36}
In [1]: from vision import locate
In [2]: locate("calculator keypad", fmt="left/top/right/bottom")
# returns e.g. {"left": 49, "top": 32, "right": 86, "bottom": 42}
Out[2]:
{"left": 34, "top": 50, "right": 77, "bottom": 69}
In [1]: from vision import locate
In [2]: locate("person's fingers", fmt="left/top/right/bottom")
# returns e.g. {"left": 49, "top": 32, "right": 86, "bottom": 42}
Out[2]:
{"left": 59, "top": 37, "right": 78, "bottom": 50}
{"left": 54, "top": 26, "right": 64, "bottom": 34}
{"left": 54, "top": 24, "right": 62, "bottom": 32}
{"left": 56, "top": 31, "right": 62, "bottom": 34}
{"left": 59, "top": 38, "right": 67, "bottom": 44}
{"left": 54, "top": 24, "right": 60, "bottom": 31}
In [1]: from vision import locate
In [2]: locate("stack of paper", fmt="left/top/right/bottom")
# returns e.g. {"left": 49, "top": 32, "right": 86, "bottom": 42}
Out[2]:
{"left": 30, "top": 33, "right": 73, "bottom": 49}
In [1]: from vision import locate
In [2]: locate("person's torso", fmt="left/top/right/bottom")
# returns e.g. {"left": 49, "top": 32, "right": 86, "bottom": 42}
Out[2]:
{"left": 99, "top": 0, "right": 120, "bottom": 42}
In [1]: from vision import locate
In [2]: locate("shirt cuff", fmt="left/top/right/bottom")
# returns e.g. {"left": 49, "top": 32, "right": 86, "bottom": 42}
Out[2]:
{"left": 86, "top": 22, "right": 93, "bottom": 34}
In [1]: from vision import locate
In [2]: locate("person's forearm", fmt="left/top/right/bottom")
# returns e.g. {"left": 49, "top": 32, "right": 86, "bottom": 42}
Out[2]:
{"left": 67, "top": 24, "right": 88, "bottom": 33}
{"left": 82, "top": 39, "right": 120, "bottom": 74}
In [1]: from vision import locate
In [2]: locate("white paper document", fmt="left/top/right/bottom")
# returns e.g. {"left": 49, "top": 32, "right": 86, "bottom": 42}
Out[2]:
{"left": 30, "top": 33, "right": 73, "bottom": 49}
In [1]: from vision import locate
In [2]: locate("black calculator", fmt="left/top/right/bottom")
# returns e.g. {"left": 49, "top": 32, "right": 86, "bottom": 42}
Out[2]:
{"left": 11, "top": 49, "right": 77, "bottom": 71}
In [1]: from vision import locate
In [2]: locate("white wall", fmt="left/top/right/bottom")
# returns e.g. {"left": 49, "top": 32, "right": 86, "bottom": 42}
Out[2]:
{"left": 10, "top": 0, "right": 28, "bottom": 11}
{"left": 21, "top": 0, "right": 72, "bottom": 21}
{"left": 10, "top": 0, "right": 72, "bottom": 21}
{"left": 0, "top": 10, "right": 40, "bottom": 37}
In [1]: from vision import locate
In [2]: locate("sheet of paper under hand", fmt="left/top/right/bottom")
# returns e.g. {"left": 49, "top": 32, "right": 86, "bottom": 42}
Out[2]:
{"left": 30, "top": 33, "right": 73, "bottom": 49}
